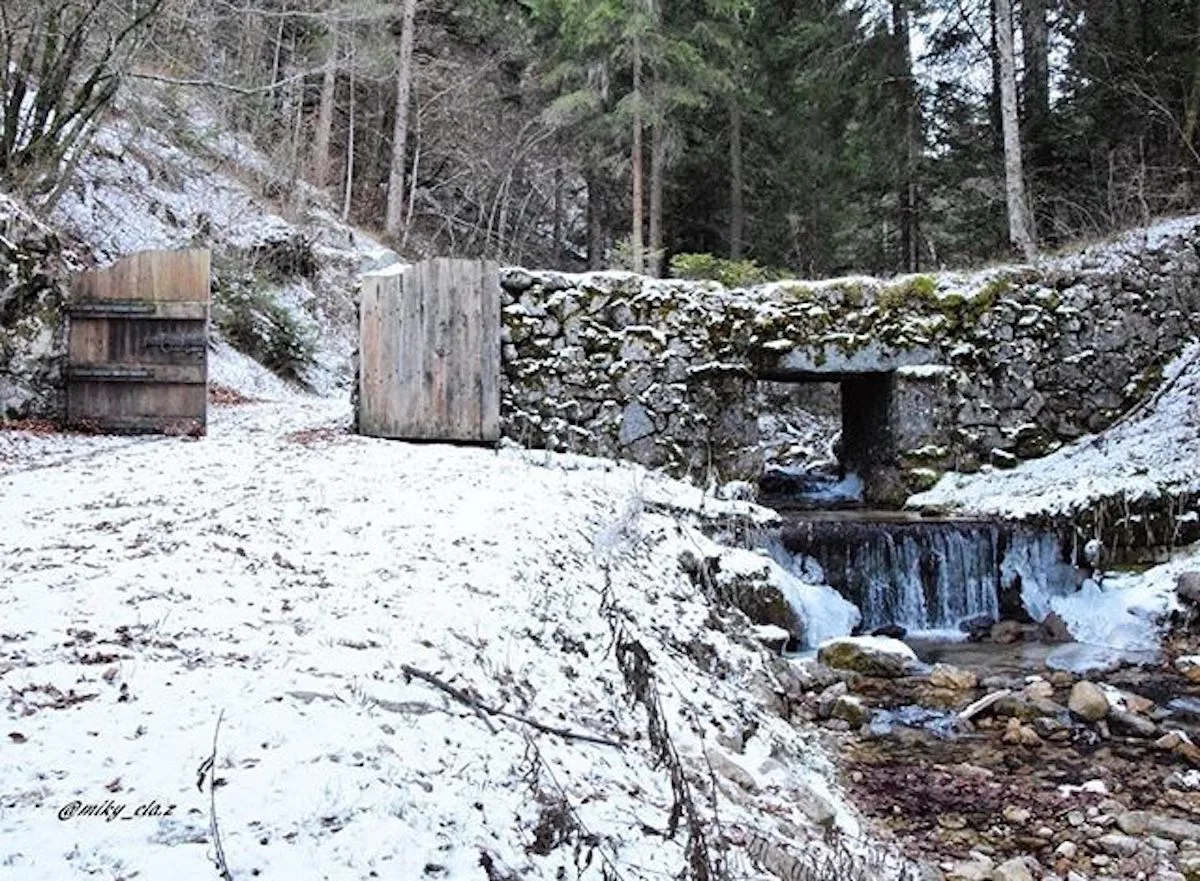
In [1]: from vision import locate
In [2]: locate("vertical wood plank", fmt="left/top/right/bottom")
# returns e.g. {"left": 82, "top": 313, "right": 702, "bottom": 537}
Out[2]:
{"left": 358, "top": 257, "right": 501, "bottom": 442}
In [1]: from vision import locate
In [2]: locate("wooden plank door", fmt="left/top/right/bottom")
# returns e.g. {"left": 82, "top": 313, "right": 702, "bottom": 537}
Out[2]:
{"left": 358, "top": 258, "right": 500, "bottom": 441}
{"left": 66, "top": 249, "right": 210, "bottom": 435}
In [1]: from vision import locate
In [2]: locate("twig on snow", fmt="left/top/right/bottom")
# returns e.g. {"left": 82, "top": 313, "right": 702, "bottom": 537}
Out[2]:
{"left": 400, "top": 664, "right": 622, "bottom": 748}
{"left": 203, "top": 709, "right": 234, "bottom": 881}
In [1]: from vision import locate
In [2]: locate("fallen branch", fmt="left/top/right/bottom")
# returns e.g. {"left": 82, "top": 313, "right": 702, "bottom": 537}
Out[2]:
{"left": 400, "top": 664, "right": 622, "bottom": 748}
{"left": 522, "top": 733, "right": 630, "bottom": 881}
{"left": 205, "top": 709, "right": 234, "bottom": 881}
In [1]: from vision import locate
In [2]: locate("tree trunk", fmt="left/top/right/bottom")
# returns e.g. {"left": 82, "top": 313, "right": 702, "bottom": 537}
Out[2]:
{"left": 729, "top": 102, "right": 744, "bottom": 260}
{"left": 648, "top": 73, "right": 664, "bottom": 278}
{"left": 1020, "top": 0, "right": 1050, "bottom": 167}
{"left": 553, "top": 161, "right": 563, "bottom": 267}
{"left": 587, "top": 170, "right": 604, "bottom": 270}
{"left": 342, "top": 58, "right": 355, "bottom": 222}
{"left": 630, "top": 41, "right": 645, "bottom": 274}
{"left": 311, "top": 35, "right": 337, "bottom": 188}
{"left": 1182, "top": 3, "right": 1200, "bottom": 163}
{"left": 995, "top": 0, "right": 1036, "bottom": 259}
{"left": 384, "top": 0, "right": 419, "bottom": 238}
{"left": 269, "top": 15, "right": 285, "bottom": 116}
{"left": 988, "top": 0, "right": 1003, "bottom": 159}
{"left": 893, "top": 0, "right": 919, "bottom": 271}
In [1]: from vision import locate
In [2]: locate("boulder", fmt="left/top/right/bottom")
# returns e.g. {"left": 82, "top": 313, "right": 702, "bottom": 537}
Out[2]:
{"left": 1096, "top": 832, "right": 1140, "bottom": 857}
{"left": 944, "top": 856, "right": 994, "bottom": 881}
{"left": 1108, "top": 708, "right": 1157, "bottom": 738}
{"left": 1037, "top": 611, "right": 1073, "bottom": 643}
{"left": 792, "top": 781, "right": 837, "bottom": 827}
{"left": 817, "top": 636, "right": 917, "bottom": 678}
{"left": 1023, "top": 678, "right": 1054, "bottom": 700}
{"left": 960, "top": 615, "right": 995, "bottom": 642}
{"left": 830, "top": 695, "right": 870, "bottom": 727}
{"left": 1068, "top": 681, "right": 1110, "bottom": 721}
{"left": 816, "top": 681, "right": 848, "bottom": 719}
{"left": 751, "top": 624, "right": 791, "bottom": 654}
{"left": 991, "top": 620, "right": 1024, "bottom": 644}
{"left": 713, "top": 552, "right": 805, "bottom": 643}
{"left": 930, "top": 663, "right": 979, "bottom": 691}
{"left": 705, "top": 748, "right": 758, "bottom": 792}
{"left": 1117, "top": 810, "right": 1200, "bottom": 843}
{"left": 872, "top": 623, "right": 908, "bottom": 639}
{"left": 1177, "top": 571, "right": 1200, "bottom": 606}
{"left": 991, "top": 856, "right": 1035, "bottom": 881}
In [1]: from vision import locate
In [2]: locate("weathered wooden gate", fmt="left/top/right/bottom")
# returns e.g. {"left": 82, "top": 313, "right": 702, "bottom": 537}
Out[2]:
{"left": 66, "top": 249, "right": 210, "bottom": 435}
{"left": 358, "top": 258, "right": 500, "bottom": 442}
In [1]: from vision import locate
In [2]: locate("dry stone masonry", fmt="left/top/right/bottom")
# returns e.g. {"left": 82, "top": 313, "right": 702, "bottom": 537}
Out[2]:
{"left": 0, "top": 194, "right": 75, "bottom": 419}
{"left": 499, "top": 216, "right": 1200, "bottom": 503}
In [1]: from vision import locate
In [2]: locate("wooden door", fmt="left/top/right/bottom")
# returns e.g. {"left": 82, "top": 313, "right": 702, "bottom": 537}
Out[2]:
{"left": 66, "top": 249, "right": 210, "bottom": 435}
{"left": 358, "top": 258, "right": 500, "bottom": 442}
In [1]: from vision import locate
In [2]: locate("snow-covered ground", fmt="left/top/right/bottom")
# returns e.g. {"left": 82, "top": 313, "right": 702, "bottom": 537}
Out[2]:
{"left": 0, "top": 357, "right": 894, "bottom": 879}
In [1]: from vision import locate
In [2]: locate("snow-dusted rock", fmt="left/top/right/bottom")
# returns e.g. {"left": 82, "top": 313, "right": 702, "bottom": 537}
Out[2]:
{"left": 817, "top": 635, "right": 918, "bottom": 678}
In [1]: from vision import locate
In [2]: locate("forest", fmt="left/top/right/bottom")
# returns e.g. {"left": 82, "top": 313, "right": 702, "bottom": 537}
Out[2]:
{"left": 2, "top": 0, "right": 1199, "bottom": 280}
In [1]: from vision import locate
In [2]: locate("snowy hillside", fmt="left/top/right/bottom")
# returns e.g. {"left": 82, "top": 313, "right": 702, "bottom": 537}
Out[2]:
{"left": 47, "top": 86, "right": 399, "bottom": 395}
{"left": 0, "top": 352, "right": 900, "bottom": 880}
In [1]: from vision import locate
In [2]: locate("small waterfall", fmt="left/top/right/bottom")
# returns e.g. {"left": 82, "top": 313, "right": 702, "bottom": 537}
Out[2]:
{"left": 775, "top": 516, "right": 1078, "bottom": 633}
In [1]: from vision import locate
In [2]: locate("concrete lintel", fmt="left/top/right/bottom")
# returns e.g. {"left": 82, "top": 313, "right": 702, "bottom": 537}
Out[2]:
{"left": 768, "top": 340, "right": 938, "bottom": 377}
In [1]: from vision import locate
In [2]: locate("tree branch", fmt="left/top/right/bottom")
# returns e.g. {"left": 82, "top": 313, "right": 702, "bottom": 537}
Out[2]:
{"left": 400, "top": 663, "right": 623, "bottom": 748}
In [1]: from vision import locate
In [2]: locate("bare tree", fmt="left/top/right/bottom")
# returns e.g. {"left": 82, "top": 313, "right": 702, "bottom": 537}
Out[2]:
{"left": 384, "top": 0, "right": 418, "bottom": 238}
{"left": 0, "top": 0, "right": 165, "bottom": 204}
{"left": 311, "top": 32, "right": 338, "bottom": 188}
{"left": 994, "top": 0, "right": 1036, "bottom": 259}
{"left": 630, "top": 38, "right": 645, "bottom": 274}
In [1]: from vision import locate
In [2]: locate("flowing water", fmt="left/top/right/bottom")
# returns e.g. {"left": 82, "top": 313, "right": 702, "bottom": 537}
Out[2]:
{"left": 771, "top": 512, "right": 1082, "bottom": 634}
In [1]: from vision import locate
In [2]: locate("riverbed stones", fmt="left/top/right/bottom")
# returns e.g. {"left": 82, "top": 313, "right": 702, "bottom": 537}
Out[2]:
{"left": 944, "top": 855, "right": 993, "bottom": 881}
{"left": 1054, "top": 841, "right": 1078, "bottom": 860}
{"left": 992, "top": 620, "right": 1025, "bottom": 644}
{"left": 816, "top": 681, "right": 847, "bottom": 718}
{"left": 817, "top": 636, "right": 918, "bottom": 678}
{"left": 1003, "top": 805, "right": 1032, "bottom": 824}
{"left": 930, "top": 663, "right": 979, "bottom": 690}
{"left": 1097, "top": 832, "right": 1142, "bottom": 857}
{"left": 1117, "top": 811, "right": 1200, "bottom": 843}
{"left": 1069, "top": 681, "right": 1110, "bottom": 721}
{"left": 1175, "top": 656, "right": 1200, "bottom": 683}
{"left": 1038, "top": 612, "right": 1073, "bottom": 643}
{"left": 831, "top": 695, "right": 870, "bottom": 727}
{"left": 1002, "top": 718, "right": 1041, "bottom": 745}
{"left": 992, "top": 856, "right": 1036, "bottom": 881}
{"left": 1109, "top": 708, "right": 1158, "bottom": 738}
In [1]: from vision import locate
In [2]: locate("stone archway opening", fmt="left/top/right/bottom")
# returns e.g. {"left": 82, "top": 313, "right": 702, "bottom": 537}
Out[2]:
{"left": 756, "top": 370, "right": 898, "bottom": 508}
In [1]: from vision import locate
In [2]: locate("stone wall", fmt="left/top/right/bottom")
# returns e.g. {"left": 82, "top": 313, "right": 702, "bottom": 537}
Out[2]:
{"left": 0, "top": 194, "right": 73, "bottom": 420}
{"left": 499, "top": 216, "right": 1200, "bottom": 498}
